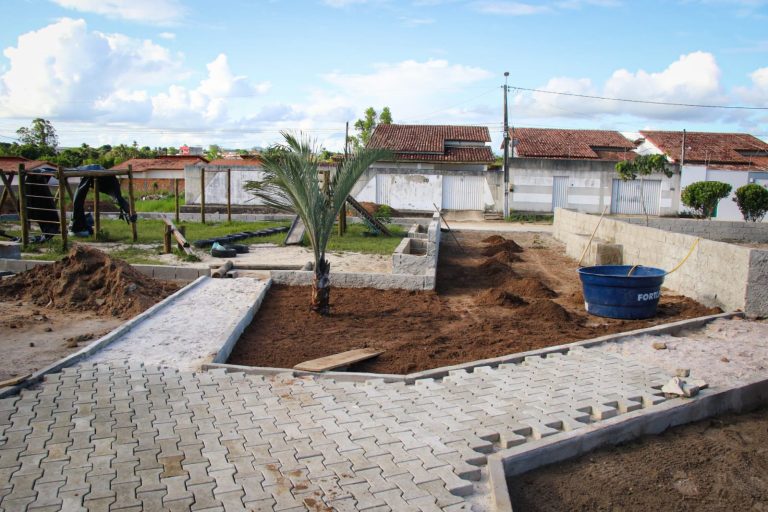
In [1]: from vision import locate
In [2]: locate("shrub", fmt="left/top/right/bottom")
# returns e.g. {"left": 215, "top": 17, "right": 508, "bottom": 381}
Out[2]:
{"left": 681, "top": 181, "right": 732, "bottom": 219}
{"left": 734, "top": 183, "right": 768, "bottom": 222}
{"left": 374, "top": 204, "right": 393, "bottom": 225}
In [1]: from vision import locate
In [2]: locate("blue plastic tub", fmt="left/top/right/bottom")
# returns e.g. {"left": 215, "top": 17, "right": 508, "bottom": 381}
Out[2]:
{"left": 577, "top": 265, "right": 666, "bottom": 320}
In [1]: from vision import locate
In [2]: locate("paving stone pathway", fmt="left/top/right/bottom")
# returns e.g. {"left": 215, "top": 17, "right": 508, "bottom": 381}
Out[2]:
{"left": 85, "top": 278, "right": 267, "bottom": 372}
{"left": 0, "top": 346, "right": 672, "bottom": 511}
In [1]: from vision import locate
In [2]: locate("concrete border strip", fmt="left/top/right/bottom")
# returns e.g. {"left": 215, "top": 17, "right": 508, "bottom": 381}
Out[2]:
{"left": 492, "top": 372, "right": 768, "bottom": 511}
{"left": 203, "top": 311, "right": 740, "bottom": 383}
{"left": 0, "top": 276, "right": 208, "bottom": 398}
{"left": 212, "top": 278, "right": 273, "bottom": 364}
{"left": 0, "top": 258, "right": 208, "bottom": 281}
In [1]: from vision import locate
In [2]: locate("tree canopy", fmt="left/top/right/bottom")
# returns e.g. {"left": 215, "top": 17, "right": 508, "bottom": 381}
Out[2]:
{"left": 349, "top": 106, "right": 393, "bottom": 149}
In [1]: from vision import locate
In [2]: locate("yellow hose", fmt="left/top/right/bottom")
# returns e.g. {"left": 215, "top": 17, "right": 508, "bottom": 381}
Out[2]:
{"left": 665, "top": 237, "right": 700, "bottom": 275}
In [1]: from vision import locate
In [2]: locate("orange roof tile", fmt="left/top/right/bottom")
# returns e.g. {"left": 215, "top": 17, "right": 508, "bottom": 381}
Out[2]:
{"left": 111, "top": 156, "right": 208, "bottom": 172}
{"left": 511, "top": 127, "right": 636, "bottom": 160}
{"left": 640, "top": 130, "right": 768, "bottom": 170}
{"left": 369, "top": 124, "right": 493, "bottom": 163}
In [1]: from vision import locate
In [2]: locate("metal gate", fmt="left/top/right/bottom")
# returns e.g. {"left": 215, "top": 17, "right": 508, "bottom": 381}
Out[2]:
{"left": 611, "top": 178, "right": 661, "bottom": 215}
{"left": 552, "top": 176, "right": 569, "bottom": 211}
{"left": 442, "top": 175, "right": 484, "bottom": 210}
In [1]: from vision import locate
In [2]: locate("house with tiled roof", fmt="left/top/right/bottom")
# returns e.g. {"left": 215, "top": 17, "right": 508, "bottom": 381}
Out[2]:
{"left": 507, "top": 127, "right": 681, "bottom": 216}
{"left": 354, "top": 124, "right": 498, "bottom": 213}
{"left": 637, "top": 130, "right": 768, "bottom": 221}
{"left": 111, "top": 155, "right": 208, "bottom": 194}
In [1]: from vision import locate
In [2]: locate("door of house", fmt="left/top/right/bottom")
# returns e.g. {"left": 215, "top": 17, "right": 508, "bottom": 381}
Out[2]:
{"left": 442, "top": 175, "right": 485, "bottom": 210}
{"left": 611, "top": 178, "right": 661, "bottom": 215}
{"left": 552, "top": 176, "right": 569, "bottom": 211}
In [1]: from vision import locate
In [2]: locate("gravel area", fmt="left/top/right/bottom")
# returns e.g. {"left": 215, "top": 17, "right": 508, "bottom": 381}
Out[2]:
{"left": 85, "top": 277, "right": 268, "bottom": 371}
{"left": 598, "top": 317, "right": 768, "bottom": 388}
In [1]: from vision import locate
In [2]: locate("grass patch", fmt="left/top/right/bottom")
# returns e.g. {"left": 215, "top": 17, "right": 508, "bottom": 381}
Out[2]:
{"left": 92, "top": 219, "right": 290, "bottom": 244}
{"left": 505, "top": 212, "right": 554, "bottom": 224}
{"left": 323, "top": 223, "right": 405, "bottom": 254}
{"left": 133, "top": 195, "right": 184, "bottom": 213}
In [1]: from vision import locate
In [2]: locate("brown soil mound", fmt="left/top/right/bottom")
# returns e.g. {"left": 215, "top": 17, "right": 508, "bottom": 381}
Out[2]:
{"left": 506, "top": 277, "right": 558, "bottom": 298}
{"left": 476, "top": 289, "right": 528, "bottom": 307}
{"left": 0, "top": 245, "right": 180, "bottom": 319}
{"left": 482, "top": 235, "right": 507, "bottom": 244}
{"left": 483, "top": 239, "right": 524, "bottom": 257}
{"left": 478, "top": 258, "right": 518, "bottom": 277}
{"left": 518, "top": 299, "right": 572, "bottom": 322}
{"left": 488, "top": 250, "right": 523, "bottom": 264}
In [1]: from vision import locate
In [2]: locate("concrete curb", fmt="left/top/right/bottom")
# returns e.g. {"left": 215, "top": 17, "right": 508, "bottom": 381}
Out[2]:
{"left": 212, "top": 278, "right": 272, "bottom": 364}
{"left": 493, "top": 372, "right": 768, "bottom": 511}
{"left": 0, "top": 258, "right": 208, "bottom": 281}
{"left": 204, "top": 311, "right": 740, "bottom": 383}
{"left": 0, "top": 276, "right": 208, "bottom": 398}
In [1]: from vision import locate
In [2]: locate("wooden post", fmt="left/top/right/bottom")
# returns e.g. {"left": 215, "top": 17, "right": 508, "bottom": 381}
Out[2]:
{"left": 163, "top": 225, "right": 172, "bottom": 254}
{"left": 57, "top": 166, "right": 68, "bottom": 251}
{"left": 177, "top": 225, "right": 187, "bottom": 252}
{"left": 0, "top": 171, "right": 19, "bottom": 213}
{"left": 174, "top": 178, "right": 180, "bottom": 224}
{"left": 200, "top": 168, "right": 206, "bottom": 224}
{"left": 93, "top": 173, "right": 101, "bottom": 238}
{"left": 17, "top": 164, "right": 29, "bottom": 247}
{"left": 226, "top": 169, "right": 232, "bottom": 223}
{"left": 127, "top": 165, "right": 137, "bottom": 242}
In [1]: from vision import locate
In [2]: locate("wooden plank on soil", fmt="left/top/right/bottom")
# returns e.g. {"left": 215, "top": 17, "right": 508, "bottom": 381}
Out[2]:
{"left": 293, "top": 348, "right": 383, "bottom": 372}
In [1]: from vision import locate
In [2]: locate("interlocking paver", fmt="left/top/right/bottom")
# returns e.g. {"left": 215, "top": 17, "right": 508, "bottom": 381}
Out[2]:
{"left": 0, "top": 341, "right": 683, "bottom": 511}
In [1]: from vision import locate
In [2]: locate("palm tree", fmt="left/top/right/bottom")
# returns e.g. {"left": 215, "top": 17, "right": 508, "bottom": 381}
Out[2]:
{"left": 246, "top": 132, "right": 390, "bottom": 315}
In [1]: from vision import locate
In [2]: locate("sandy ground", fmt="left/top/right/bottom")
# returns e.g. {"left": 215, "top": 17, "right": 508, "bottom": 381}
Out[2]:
{"left": 598, "top": 317, "right": 768, "bottom": 388}
{"left": 72, "top": 241, "right": 393, "bottom": 273}
{"left": 85, "top": 278, "right": 268, "bottom": 371}
{"left": 0, "top": 301, "right": 123, "bottom": 382}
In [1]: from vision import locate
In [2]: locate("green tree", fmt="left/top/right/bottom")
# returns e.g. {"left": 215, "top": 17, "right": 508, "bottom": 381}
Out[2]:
{"left": 245, "top": 132, "right": 390, "bottom": 315}
{"left": 349, "top": 106, "right": 393, "bottom": 149}
{"left": 615, "top": 154, "right": 672, "bottom": 225}
{"left": 16, "top": 118, "right": 59, "bottom": 153}
{"left": 734, "top": 183, "right": 768, "bottom": 222}
{"left": 167, "top": 146, "right": 179, "bottom": 156}
{"left": 206, "top": 144, "right": 222, "bottom": 160}
{"left": 681, "top": 181, "right": 732, "bottom": 219}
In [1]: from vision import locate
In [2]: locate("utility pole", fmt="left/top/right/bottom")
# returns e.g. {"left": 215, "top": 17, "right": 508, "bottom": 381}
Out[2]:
{"left": 680, "top": 129, "right": 686, "bottom": 167}
{"left": 502, "top": 72, "right": 510, "bottom": 218}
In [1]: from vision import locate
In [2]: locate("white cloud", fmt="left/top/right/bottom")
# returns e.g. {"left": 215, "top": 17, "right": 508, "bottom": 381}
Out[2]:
{"left": 735, "top": 67, "right": 768, "bottom": 106}
{"left": 0, "top": 19, "right": 269, "bottom": 130}
{"left": 158, "top": 32, "right": 176, "bottom": 40}
{"left": 51, "top": 0, "right": 185, "bottom": 24}
{"left": 0, "top": 18, "right": 179, "bottom": 120}
{"left": 513, "top": 52, "right": 734, "bottom": 122}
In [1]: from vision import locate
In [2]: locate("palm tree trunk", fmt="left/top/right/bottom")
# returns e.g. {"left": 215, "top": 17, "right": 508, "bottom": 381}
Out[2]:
{"left": 311, "top": 257, "right": 331, "bottom": 315}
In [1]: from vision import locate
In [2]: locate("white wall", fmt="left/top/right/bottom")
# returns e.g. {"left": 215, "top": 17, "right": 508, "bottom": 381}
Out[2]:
{"left": 680, "top": 165, "right": 758, "bottom": 222}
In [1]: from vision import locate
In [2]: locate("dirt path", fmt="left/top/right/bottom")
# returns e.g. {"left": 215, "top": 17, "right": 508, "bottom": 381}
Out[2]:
{"left": 0, "top": 302, "right": 123, "bottom": 382}
{"left": 228, "top": 231, "right": 718, "bottom": 374}
{"left": 508, "top": 407, "right": 768, "bottom": 512}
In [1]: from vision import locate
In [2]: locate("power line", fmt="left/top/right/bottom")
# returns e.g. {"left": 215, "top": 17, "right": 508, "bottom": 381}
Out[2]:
{"left": 511, "top": 85, "right": 768, "bottom": 111}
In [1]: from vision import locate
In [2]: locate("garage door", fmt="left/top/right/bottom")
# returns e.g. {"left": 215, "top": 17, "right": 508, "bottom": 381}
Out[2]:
{"left": 611, "top": 178, "right": 661, "bottom": 215}
{"left": 442, "top": 175, "right": 485, "bottom": 210}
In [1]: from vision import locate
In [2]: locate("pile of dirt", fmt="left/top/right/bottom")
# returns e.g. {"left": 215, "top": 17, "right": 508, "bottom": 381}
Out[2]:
{"left": 0, "top": 245, "right": 179, "bottom": 319}
{"left": 482, "top": 239, "right": 524, "bottom": 257}
{"left": 506, "top": 277, "right": 558, "bottom": 299}
{"left": 478, "top": 258, "right": 518, "bottom": 277}
{"left": 519, "top": 299, "right": 572, "bottom": 322}
{"left": 476, "top": 289, "right": 528, "bottom": 307}
{"left": 487, "top": 250, "right": 523, "bottom": 264}
{"left": 356, "top": 201, "right": 401, "bottom": 218}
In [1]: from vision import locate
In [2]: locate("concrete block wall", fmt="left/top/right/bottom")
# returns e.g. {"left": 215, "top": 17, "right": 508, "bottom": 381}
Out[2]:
{"left": 273, "top": 212, "right": 442, "bottom": 291}
{"left": 554, "top": 208, "right": 768, "bottom": 316}
{"left": 620, "top": 216, "right": 768, "bottom": 243}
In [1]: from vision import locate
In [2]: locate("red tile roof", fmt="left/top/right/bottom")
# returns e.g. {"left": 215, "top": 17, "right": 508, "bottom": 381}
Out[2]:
{"left": 369, "top": 124, "right": 493, "bottom": 163}
{"left": 0, "top": 156, "right": 30, "bottom": 171}
{"left": 111, "top": 156, "right": 208, "bottom": 172}
{"left": 511, "top": 128, "right": 636, "bottom": 160}
{"left": 640, "top": 131, "right": 768, "bottom": 170}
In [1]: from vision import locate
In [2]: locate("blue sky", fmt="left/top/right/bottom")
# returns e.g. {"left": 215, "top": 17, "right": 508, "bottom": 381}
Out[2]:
{"left": 0, "top": 0, "right": 767, "bottom": 151}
